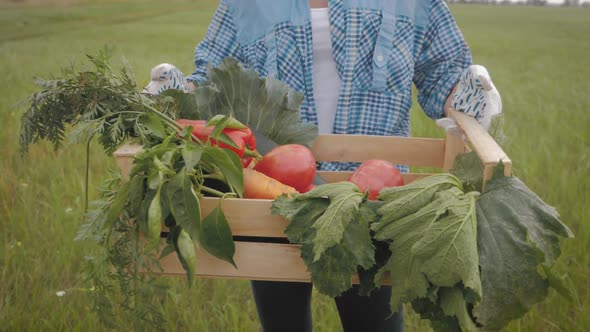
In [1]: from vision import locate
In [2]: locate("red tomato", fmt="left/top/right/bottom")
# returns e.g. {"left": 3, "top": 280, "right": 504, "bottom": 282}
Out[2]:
{"left": 253, "top": 144, "right": 316, "bottom": 192}
{"left": 348, "top": 160, "right": 404, "bottom": 200}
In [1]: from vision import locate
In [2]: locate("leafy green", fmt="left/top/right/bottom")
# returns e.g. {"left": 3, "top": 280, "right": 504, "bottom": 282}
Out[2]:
{"left": 439, "top": 287, "right": 479, "bottom": 332}
{"left": 172, "top": 226, "right": 197, "bottom": 285}
{"left": 146, "top": 185, "right": 164, "bottom": 250}
{"left": 305, "top": 183, "right": 366, "bottom": 261}
{"left": 206, "top": 114, "right": 247, "bottom": 129}
{"left": 200, "top": 200, "right": 236, "bottom": 268}
{"left": 272, "top": 182, "right": 375, "bottom": 296}
{"left": 202, "top": 146, "right": 244, "bottom": 197}
{"left": 165, "top": 171, "right": 201, "bottom": 242}
{"left": 300, "top": 212, "right": 375, "bottom": 297}
{"left": 157, "top": 88, "right": 200, "bottom": 120}
{"left": 374, "top": 187, "right": 481, "bottom": 326}
{"left": 374, "top": 174, "right": 463, "bottom": 229}
{"left": 180, "top": 141, "right": 203, "bottom": 172}
{"left": 139, "top": 113, "right": 167, "bottom": 140}
{"left": 104, "top": 179, "right": 132, "bottom": 229}
{"left": 270, "top": 194, "right": 329, "bottom": 244}
{"left": 450, "top": 151, "right": 484, "bottom": 193}
{"left": 356, "top": 236, "right": 391, "bottom": 297}
{"left": 192, "top": 57, "right": 317, "bottom": 147}
{"left": 473, "top": 169, "right": 574, "bottom": 330}
{"left": 412, "top": 291, "right": 462, "bottom": 332}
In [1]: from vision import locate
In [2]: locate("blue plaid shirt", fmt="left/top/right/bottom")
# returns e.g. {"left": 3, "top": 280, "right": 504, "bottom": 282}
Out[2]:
{"left": 188, "top": 0, "right": 472, "bottom": 171}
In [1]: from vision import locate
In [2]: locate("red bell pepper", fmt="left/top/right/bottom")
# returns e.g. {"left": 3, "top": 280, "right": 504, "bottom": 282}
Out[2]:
{"left": 176, "top": 119, "right": 258, "bottom": 165}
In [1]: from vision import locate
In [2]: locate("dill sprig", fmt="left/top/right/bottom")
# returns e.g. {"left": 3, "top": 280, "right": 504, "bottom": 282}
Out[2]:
{"left": 19, "top": 47, "right": 182, "bottom": 157}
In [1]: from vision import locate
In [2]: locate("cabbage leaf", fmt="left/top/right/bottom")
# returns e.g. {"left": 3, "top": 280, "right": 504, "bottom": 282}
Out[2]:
{"left": 473, "top": 166, "right": 574, "bottom": 330}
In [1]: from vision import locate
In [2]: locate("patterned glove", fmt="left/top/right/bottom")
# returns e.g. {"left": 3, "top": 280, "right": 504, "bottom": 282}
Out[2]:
{"left": 436, "top": 65, "right": 502, "bottom": 132}
{"left": 143, "top": 63, "right": 189, "bottom": 95}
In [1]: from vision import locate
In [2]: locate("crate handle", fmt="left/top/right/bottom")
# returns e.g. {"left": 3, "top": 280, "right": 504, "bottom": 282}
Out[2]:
{"left": 447, "top": 109, "right": 512, "bottom": 188}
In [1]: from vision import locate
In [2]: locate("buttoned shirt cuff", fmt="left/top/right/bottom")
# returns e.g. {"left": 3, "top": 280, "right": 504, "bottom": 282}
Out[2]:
{"left": 187, "top": 73, "right": 208, "bottom": 84}
{"left": 424, "top": 68, "right": 462, "bottom": 120}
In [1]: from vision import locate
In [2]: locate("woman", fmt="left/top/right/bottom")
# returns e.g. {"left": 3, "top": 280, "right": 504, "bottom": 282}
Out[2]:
{"left": 145, "top": 0, "right": 501, "bottom": 330}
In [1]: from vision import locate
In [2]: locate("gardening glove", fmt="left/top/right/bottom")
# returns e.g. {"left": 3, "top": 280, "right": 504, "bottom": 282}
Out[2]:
{"left": 436, "top": 65, "right": 502, "bottom": 133}
{"left": 143, "top": 63, "right": 189, "bottom": 95}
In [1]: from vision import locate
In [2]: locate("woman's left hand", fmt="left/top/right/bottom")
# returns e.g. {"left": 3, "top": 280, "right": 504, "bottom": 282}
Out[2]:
{"left": 438, "top": 65, "right": 502, "bottom": 132}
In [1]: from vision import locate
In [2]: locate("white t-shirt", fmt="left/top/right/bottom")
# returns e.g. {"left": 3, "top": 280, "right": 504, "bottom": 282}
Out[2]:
{"left": 310, "top": 7, "right": 341, "bottom": 134}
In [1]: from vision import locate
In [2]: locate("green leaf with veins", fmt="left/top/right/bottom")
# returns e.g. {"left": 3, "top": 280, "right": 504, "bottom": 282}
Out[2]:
{"left": 165, "top": 171, "right": 201, "bottom": 242}
{"left": 157, "top": 88, "right": 200, "bottom": 120}
{"left": 202, "top": 146, "right": 243, "bottom": 196}
{"left": 272, "top": 182, "right": 375, "bottom": 297}
{"left": 473, "top": 173, "right": 574, "bottom": 330}
{"left": 193, "top": 57, "right": 317, "bottom": 147}
{"left": 172, "top": 226, "right": 196, "bottom": 285}
{"left": 159, "top": 243, "right": 175, "bottom": 260}
{"left": 181, "top": 141, "right": 203, "bottom": 172}
{"left": 139, "top": 113, "right": 167, "bottom": 139}
{"left": 207, "top": 114, "right": 246, "bottom": 129}
{"left": 375, "top": 187, "right": 481, "bottom": 328}
{"left": 271, "top": 195, "right": 329, "bottom": 244}
{"left": 450, "top": 151, "right": 484, "bottom": 192}
{"left": 439, "top": 287, "right": 479, "bottom": 332}
{"left": 310, "top": 193, "right": 364, "bottom": 261}
{"left": 146, "top": 185, "right": 163, "bottom": 250}
{"left": 374, "top": 174, "right": 463, "bottom": 228}
{"left": 200, "top": 200, "right": 236, "bottom": 268}
{"left": 301, "top": 215, "right": 375, "bottom": 297}
{"left": 294, "top": 182, "right": 365, "bottom": 261}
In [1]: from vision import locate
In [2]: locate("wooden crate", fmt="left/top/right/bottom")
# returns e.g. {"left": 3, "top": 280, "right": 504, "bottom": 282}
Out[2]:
{"left": 113, "top": 110, "right": 511, "bottom": 283}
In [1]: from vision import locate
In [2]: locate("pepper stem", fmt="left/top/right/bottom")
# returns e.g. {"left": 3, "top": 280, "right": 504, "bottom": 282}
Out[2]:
{"left": 243, "top": 148, "right": 261, "bottom": 159}
{"left": 200, "top": 185, "right": 228, "bottom": 197}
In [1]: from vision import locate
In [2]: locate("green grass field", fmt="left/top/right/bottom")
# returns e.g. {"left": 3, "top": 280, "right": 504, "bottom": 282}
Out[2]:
{"left": 1, "top": 1, "right": 589, "bottom": 331}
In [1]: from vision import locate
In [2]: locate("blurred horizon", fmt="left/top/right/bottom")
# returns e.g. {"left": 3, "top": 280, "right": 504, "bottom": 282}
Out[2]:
{"left": 1, "top": 0, "right": 590, "bottom": 7}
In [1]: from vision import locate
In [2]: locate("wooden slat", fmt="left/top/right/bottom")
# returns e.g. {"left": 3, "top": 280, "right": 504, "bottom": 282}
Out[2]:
{"left": 200, "top": 197, "right": 289, "bottom": 237}
{"left": 448, "top": 109, "right": 512, "bottom": 178}
{"left": 312, "top": 134, "right": 446, "bottom": 168}
{"left": 157, "top": 241, "right": 311, "bottom": 282}
{"left": 317, "top": 171, "right": 433, "bottom": 184}
{"left": 154, "top": 240, "right": 390, "bottom": 284}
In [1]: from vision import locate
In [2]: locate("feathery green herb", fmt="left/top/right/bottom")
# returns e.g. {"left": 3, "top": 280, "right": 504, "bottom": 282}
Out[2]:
{"left": 19, "top": 47, "right": 183, "bottom": 156}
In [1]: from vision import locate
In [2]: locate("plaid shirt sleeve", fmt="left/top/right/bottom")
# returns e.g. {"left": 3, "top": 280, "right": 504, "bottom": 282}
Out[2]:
{"left": 187, "top": 0, "right": 242, "bottom": 83}
{"left": 413, "top": 0, "right": 472, "bottom": 119}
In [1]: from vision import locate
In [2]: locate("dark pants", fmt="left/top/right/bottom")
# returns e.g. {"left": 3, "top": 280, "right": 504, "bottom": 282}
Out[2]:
{"left": 250, "top": 281, "right": 404, "bottom": 332}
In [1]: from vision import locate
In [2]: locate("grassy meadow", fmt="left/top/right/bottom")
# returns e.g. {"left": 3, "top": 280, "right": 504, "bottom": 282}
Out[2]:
{"left": 1, "top": 1, "right": 589, "bottom": 331}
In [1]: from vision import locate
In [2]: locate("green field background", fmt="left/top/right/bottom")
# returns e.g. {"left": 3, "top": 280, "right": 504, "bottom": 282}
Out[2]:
{"left": 1, "top": 1, "right": 589, "bottom": 331}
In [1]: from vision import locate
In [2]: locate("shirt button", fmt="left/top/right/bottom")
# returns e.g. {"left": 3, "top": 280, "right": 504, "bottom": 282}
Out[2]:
{"left": 376, "top": 55, "right": 384, "bottom": 62}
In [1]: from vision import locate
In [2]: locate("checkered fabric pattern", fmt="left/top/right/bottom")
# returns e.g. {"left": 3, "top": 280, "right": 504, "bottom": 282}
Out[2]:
{"left": 187, "top": 0, "right": 472, "bottom": 171}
